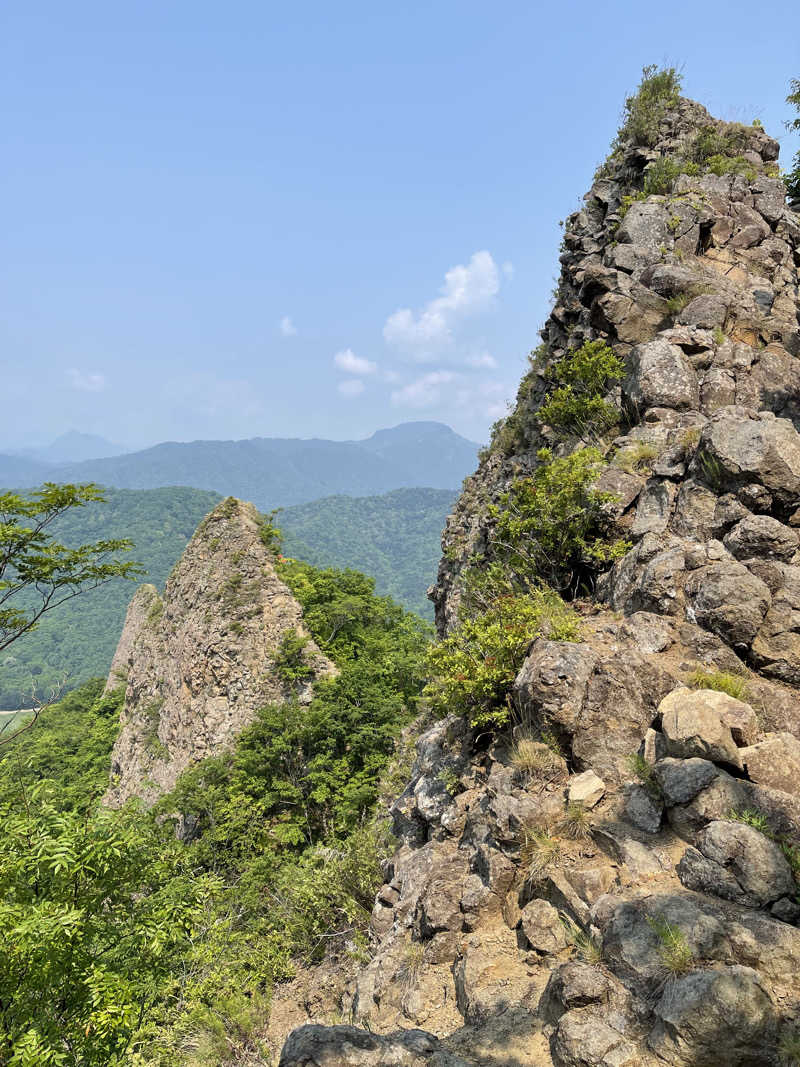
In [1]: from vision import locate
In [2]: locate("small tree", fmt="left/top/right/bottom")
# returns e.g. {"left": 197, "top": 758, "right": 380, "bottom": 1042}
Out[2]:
{"left": 0, "top": 483, "right": 141, "bottom": 743}
{"left": 787, "top": 78, "right": 800, "bottom": 204}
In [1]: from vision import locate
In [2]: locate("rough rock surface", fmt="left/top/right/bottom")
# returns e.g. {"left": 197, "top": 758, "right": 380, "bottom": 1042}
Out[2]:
{"left": 274, "top": 95, "right": 800, "bottom": 1067}
{"left": 104, "top": 583, "right": 159, "bottom": 692}
{"left": 105, "top": 498, "right": 335, "bottom": 806}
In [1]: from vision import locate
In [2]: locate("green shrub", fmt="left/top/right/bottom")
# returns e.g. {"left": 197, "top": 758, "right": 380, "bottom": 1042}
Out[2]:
{"left": 486, "top": 447, "right": 630, "bottom": 593}
{"left": 424, "top": 588, "right": 579, "bottom": 727}
{"left": 628, "top": 752, "right": 661, "bottom": 799}
{"left": 787, "top": 78, "right": 800, "bottom": 202}
{"left": 616, "top": 65, "right": 683, "bottom": 148}
{"left": 644, "top": 156, "right": 684, "bottom": 195}
{"left": 666, "top": 292, "right": 692, "bottom": 317}
{"left": 273, "top": 630, "right": 315, "bottom": 686}
{"left": 537, "top": 340, "right": 624, "bottom": 437}
{"left": 562, "top": 917, "right": 603, "bottom": 963}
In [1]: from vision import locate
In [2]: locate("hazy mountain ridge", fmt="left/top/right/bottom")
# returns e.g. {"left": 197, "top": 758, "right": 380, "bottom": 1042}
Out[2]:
{"left": 0, "top": 421, "right": 478, "bottom": 508}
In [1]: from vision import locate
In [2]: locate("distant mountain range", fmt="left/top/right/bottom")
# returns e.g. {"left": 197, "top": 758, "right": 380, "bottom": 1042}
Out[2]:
{"left": 10, "top": 431, "right": 130, "bottom": 465}
{"left": 0, "top": 422, "right": 479, "bottom": 507}
{"left": 0, "top": 485, "right": 455, "bottom": 708}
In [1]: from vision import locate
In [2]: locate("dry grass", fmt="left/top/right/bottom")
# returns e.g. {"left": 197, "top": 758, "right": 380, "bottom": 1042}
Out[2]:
{"left": 562, "top": 917, "right": 604, "bottom": 963}
{"left": 520, "top": 823, "right": 562, "bottom": 884}
{"left": 396, "top": 941, "right": 426, "bottom": 987}
{"left": 613, "top": 441, "right": 659, "bottom": 474}
{"left": 778, "top": 1029, "right": 800, "bottom": 1066}
{"left": 557, "top": 801, "right": 593, "bottom": 841}
{"left": 510, "top": 737, "right": 565, "bottom": 784}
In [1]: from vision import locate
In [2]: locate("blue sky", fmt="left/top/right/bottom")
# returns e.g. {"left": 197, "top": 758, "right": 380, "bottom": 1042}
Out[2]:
{"left": 2, "top": 1, "right": 798, "bottom": 449}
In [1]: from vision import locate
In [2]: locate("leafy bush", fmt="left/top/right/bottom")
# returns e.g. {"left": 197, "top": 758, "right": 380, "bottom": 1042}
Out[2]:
{"left": 486, "top": 447, "right": 630, "bottom": 593}
{"left": 537, "top": 340, "right": 624, "bottom": 437}
{"left": 616, "top": 65, "right": 683, "bottom": 148}
{"left": 0, "top": 785, "right": 196, "bottom": 1067}
{"left": 644, "top": 156, "right": 685, "bottom": 195}
{"left": 787, "top": 78, "right": 800, "bottom": 202}
{"left": 424, "top": 589, "right": 579, "bottom": 727}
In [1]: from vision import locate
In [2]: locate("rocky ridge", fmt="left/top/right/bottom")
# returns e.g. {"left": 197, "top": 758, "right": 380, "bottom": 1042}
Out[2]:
{"left": 275, "top": 89, "right": 800, "bottom": 1066}
{"left": 105, "top": 497, "right": 335, "bottom": 807}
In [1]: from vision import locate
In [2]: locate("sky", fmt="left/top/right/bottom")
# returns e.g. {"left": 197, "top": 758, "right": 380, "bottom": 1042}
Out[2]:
{"left": 2, "top": 1, "right": 799, "bottom": 450}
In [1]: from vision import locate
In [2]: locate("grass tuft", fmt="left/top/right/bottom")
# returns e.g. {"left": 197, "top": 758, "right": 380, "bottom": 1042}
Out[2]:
{"left": 558, "top": 802, "right": 593, "bottom": 841}
{"left": 520, "top": 824, "right": 562, "bottom": 884}
{"left": 687, "top": 667, "right": 749, "bottom": 701}
{"left": 647, "top": 915, "right": 694, "bottom": 976}
{"left": 561, "top": 917, "right": 603, "bottom": 964}
{"left": 510, "top": 737, "right": 565, "bottom": 783}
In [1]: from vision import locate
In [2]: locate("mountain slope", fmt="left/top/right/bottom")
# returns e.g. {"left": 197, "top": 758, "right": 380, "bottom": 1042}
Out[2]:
{"left": 0, "top": 422, "right": 478, "bottom": 508}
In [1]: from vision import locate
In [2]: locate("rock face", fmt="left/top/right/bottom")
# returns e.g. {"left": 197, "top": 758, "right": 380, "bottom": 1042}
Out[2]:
{"left": 105, "top": 498, "right": 335, "bottom": 807}
{"left": 274, "top": 93, "right": 800, "bottom": 1067}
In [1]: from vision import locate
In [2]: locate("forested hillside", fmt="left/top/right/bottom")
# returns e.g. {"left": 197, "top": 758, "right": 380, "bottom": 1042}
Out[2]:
{"left": 281, "top": 488, "right": 456, "bottom": 616}
{"left": 0, "top": 485, "right": 453, "bottom": 708}
{"left": 0, "top": 560, "right": 429, "bottom": 1064}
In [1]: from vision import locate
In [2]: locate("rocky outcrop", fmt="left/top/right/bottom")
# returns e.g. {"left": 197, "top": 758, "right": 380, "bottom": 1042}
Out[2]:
{"left": 275, "top": 90, "right": 800, "bottom": 1066}
{"left": 105, "top": 498, "right": 335, "bottom": 807}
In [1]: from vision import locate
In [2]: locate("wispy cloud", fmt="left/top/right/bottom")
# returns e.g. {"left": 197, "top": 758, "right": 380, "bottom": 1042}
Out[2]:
{"left": 338, "top": 378, "right": 365, "bottom": 397}
{"left": 391, "top": 370, "right": 457, "bottom": 408}
{"left": 279, "top": 316, "right": 297, "bottom": 337}
{"left": 383, "top": 251, "right": 505, "bottom": 360}
{"left": 465, "top": 351, "right": 498, "bottom": 369}
{"left": 334, "top": 348, "right": 377, "bottom": 375}
{"left": 68, "top": 369, "right": 106, "bottom": 393}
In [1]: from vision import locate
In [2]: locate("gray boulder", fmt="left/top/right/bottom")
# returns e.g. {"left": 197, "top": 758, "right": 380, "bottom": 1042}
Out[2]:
{"left": 724, "top": 513, "right": 799, "bottom": 562}
{"left": 520, "top": 898, "right": 568, "bottom": 955}
{"left": 740, "top": 732, "right": 800, "bottom": 796}
{"left": 683, "top": 560, "right": 771, "bottom": 648}
{"left": 653, "top": 757, "right": 718, "bottom": 807}
{"left": 659, "top": 689, "right": 743, "bottom": 769}
{"left": 677, "top": 820, "right": 795, "bottom": 907}
{"left": 624, "top": 338, "right": 699, "bottom": 412}
{"left": 625, "top": 784, "right": 663, "bottom": 833}
{"left": 278, "top": 1025, "right": 468, "bottom": 1066}
{"left": 553, "top": 1007, "right": 643, "bottom": 1067}
{"left": 700, "top": 407, "right": 800, "bottom": 501}
{"left": 648, "top": 966, "right": 775, "bottom": 1066}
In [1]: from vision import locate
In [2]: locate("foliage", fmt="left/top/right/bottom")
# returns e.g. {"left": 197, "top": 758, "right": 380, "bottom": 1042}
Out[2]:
{"left": 613, "top": 442, "right": 658, "bottom": 474}
{"left": 787, "top": 78, "right": 800, "bottom": 203}
{"left": 616, "top": 65, "right": 683, "bottom": 149}
{"left": 644, "top": 156, "right": 686, "bottom": 195}
{"left": 0, "top": 679, "right": 122, "bottom": 812}
{"left": 1, "top": 486, "right": 450, "bottom": 709}
{"left": 273, "top": 631, "right": 314, "bottom": 687}
{"left": 278, "top": 488, "right": 457, "bottom": 619}
{"left": 537, "top": 340, "right": 624, "bottom": 437}
{"left": 687, "top": 667, "right": 749, "bottom": 701}
{"left": 628, "top": 752, "right": 662, "bottom": 799}
{"left": 562, "top": 917, "right": 603, "bottom": 963}
{"left": 0, "top": 784, "right": 196, "bottom": 1066}
{"left": 778, "top": 1028, "right": 800, "bottom": 1067}
{"left": 0, "top": 484, "right": 142, "bottom": 711}
{"left": 486, "top": 448, "right": 630, "bottom": 593}
{"left": 510, "top": 737, "right": 565, "bottom": 782}
{"left": 520, "top": 824, "right": 562, "bottom": 883}
{"left": 424, "top": 588, "right": 579, "bottom": 727}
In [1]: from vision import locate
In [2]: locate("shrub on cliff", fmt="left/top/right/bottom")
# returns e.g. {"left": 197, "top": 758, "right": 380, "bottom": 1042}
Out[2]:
{"left": 424, "top": 588, "right": 579, "bottom": 727}
{"left": 537, "top": 340, "right": 623, "bottom": 438}
{"left": 787, "top": 77, "right": 800, "bottom": 203}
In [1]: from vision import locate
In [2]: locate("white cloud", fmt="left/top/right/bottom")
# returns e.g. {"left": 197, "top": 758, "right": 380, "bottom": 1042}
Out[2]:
{"left": 338, "top": 378, "right": 365, "bottom": 397}
{"left": 454, "top": 379, "right": 511, "bottom": 419}
{"left": 279, "top": 316, "right": 297, "bottom": 336}
{"left": 383, "top": 251, "right": 502, "bottom": 358}
{"left": 68, "top": 369, "right": 106, "bottom": 392}
{"left": 391, "top": 371, "right": 457, "bottom": 409}
{"left": 334, "top": 348, "right": 377, "bottom": 375}
{"left": 465, "top": 351, "right": 498, "bottom": 369}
